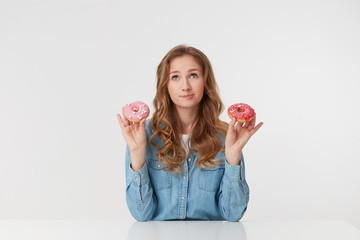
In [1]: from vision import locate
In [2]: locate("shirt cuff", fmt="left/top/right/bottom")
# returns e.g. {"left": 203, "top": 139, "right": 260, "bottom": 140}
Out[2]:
{"left": 128, "top": 162, "right": 150, "bottom": 186}
{"left": 224, "top": 159, "right": 245, "bottom": 182}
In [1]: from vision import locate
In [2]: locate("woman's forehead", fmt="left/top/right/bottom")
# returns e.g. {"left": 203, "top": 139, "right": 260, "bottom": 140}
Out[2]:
{"left": 169, "top": 55, "right": 202, "bottom": 72}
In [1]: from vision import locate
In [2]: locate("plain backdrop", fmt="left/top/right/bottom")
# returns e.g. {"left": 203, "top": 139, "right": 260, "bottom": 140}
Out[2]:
{"left": 1, "top": 0, "right": 360, "bottom": 230}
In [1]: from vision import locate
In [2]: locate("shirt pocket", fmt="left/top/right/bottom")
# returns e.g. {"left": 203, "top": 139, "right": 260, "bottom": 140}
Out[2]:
{"left": 198, "top": 164, "right": 225, "bottom": 192}
{"left": 146, "top": 158, "right": 171, "bottom": 191}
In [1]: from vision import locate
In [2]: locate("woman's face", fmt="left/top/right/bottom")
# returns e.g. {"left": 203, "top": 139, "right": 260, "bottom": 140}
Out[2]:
{"left": 167, "top": 54, "right": 205, "bottom": 112}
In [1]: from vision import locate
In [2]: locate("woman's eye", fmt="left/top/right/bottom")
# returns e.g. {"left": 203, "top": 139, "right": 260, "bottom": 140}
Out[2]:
{"left": 190, "top": 73, "right": 198, "bottom": 78}
{"left": 171, "top": 75, "right": 179, "bottom": 80}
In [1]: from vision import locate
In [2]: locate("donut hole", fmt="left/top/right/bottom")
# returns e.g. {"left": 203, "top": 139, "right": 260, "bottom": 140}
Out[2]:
{"left": 237, "top": 107, "right": 244, "bottom": 113}
{"left": 133, "top": 108, "right": 139, "bottom": 112}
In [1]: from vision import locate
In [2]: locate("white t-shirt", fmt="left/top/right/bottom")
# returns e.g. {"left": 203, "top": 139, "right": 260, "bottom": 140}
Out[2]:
{"left": 181, "top": 134, "right": 191, "bottom": 156}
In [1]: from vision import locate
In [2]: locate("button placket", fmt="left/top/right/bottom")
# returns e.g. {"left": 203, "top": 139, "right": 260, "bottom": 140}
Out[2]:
{"left": 178, "top": 160, "right": 189, "bottom": 219}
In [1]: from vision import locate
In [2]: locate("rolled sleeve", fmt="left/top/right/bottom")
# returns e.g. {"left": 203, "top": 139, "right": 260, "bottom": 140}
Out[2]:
{"left": 218, "top": 152, "right": 249, "bottom": 222}
{"left": 127, "top": 162, "right": 150, "bottom": 187}
{"left": 125, "top": 145, "right": 157, "bottom": 221}
{"left": 224, "top": 152, "right": 245, "bottom": 182}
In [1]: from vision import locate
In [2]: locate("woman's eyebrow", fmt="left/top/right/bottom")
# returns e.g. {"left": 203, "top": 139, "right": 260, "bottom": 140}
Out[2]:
{"left": 170, "top": 69, "right": 201, "bottom": 74}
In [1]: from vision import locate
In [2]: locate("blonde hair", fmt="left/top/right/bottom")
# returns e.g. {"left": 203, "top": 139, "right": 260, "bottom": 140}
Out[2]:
{"left": 150, "top": 45, "right": 228, "bottom": 172}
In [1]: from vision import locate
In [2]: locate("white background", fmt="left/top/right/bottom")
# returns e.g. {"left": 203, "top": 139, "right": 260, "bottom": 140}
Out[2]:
{"left": 1, "top": 0, "right": 360, "bottom": 229}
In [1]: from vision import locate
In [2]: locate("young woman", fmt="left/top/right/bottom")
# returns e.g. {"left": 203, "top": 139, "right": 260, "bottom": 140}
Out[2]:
{"left": 116, "top": 45, "right": 263, "bottom": 222}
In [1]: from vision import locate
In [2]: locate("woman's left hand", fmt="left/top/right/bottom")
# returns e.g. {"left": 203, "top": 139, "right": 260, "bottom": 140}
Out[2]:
{"left": 225, "top": 114, "right": 263, "bottom": 165}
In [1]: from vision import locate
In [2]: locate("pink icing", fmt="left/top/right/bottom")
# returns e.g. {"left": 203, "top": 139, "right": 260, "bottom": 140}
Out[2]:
{"left": 124, "top": 101, "right": 150, "bottom": 121}
{"left": 227, "top": 103, "right": 255, "bottom": 121}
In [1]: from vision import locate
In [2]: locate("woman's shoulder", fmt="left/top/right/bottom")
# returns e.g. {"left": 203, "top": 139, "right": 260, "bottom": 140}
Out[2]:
{"left": 145, "top": 119, "right": 154, "bottom": 135}
{"left": 216, "top": 122, "right": 228, "bottom": 145}
{"left": 145, "top": 118, "right": 160, "bottom": 139}
{"left": 145, "top": 118, "right": 165, "bottom": 134}
{"left": 145, "top": 118, "right": 165, "bottom": 149}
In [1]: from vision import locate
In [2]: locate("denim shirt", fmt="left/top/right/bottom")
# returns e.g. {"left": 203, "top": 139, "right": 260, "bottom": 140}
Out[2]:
{"left": 125, "top": 120, "right": 249, "bottom": 222}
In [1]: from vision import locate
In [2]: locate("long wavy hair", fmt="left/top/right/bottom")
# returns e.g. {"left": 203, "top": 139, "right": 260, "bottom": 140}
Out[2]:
{"left": 150, "top": 45, "right": 228, "bottom": 172}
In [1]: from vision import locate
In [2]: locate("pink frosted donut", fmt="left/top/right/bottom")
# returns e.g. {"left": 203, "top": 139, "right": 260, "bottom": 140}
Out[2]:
{"left": 227, "top": 103, "right": 255, "bottom": 123}
{"left": 123, "top": 101, "right": 150, "bottom": 122}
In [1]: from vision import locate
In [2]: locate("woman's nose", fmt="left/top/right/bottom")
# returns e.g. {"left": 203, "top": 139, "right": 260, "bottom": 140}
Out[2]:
{"left": 182, "top": 79, "right": 191, "bottom": 91}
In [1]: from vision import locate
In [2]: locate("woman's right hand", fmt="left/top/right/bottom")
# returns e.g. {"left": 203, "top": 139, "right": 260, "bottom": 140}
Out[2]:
{"left": 116, "top": 108, "right": 147, "bottom": 171}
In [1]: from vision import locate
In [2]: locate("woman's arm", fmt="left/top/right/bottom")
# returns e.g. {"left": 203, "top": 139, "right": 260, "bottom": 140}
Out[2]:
{"left": 217, "top": 152, "right": 249, "bottom": 222}
{"left": 218, "top": 115, "right": 262, "bottom": 221}
{"left": 125, "top": 146, "right": 157, "bottom": 221}
{"left": 225, "top": 114, "right": 263, "bottom": 165}
{"left": 116, "top": 111, "right": 147, "bottom": 170}
{"left": 117, "top": 112, "right": 157, "bottom": 221}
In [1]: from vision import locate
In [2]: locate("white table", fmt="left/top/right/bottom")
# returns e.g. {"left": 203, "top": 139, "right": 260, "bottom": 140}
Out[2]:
{"left": 1, "top": 219, "right": 359, "bottom": 240}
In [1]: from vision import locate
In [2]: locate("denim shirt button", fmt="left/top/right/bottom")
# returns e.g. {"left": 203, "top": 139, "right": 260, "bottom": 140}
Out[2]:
{"left": 188, "top": 158, "right": 191, "bottom": 162}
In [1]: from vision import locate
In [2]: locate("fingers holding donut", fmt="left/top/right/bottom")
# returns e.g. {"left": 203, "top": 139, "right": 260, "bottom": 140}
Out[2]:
{"left": 227, "top": 118, "right": 237, "bottom": 138}
{"left": 121, "top": 106, "right": 142, "bottom": 135}
{"left": 227, "top": 103, "right": 263, "bottom": 133}
{"left": 245, "top": 114, "right": 263, "bottom": 134}
{"left": 117, "top": 110, "right": 134, "bottom": 139}
{"left": 122, "top": 107, "right": 131, "bottom": 126}
{"left": 117, "top": 103, "right": 148, "bottom": 152}
{"left": 247, "top": 114, "right": 256, "bottom": 129}
{"left": 116, "top": 112, "right": 127, "bottom": 129}
{"left": 250, "top": 121, "right": 264, "bottom": 136}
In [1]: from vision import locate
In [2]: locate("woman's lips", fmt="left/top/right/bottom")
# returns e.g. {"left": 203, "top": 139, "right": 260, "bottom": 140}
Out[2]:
{"left": 180, "top": 94, "right": 194, "bottom": 99}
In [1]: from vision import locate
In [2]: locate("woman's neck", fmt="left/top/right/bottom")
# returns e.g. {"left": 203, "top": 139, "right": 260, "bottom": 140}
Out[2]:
{"left": 175, "top": 106, "right": 199, "bottom": 134}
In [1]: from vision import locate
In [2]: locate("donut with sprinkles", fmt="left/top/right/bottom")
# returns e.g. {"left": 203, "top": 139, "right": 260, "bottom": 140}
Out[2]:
{"left": 227, "top": 103, "right": 255, "bottom": 123}
{"left": 123, "top": 101, "right": 150, "bottom": 122}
